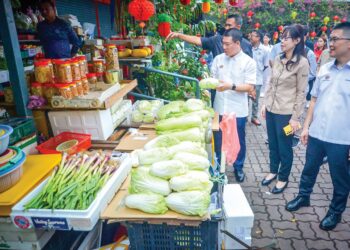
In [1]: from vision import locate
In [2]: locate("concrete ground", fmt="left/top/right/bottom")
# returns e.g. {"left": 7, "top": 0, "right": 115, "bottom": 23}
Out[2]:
{"left": 226, "top": 121, "right": 350, "bottom": 250}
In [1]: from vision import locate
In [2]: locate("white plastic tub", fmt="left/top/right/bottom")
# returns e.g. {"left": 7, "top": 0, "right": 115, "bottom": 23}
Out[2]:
{"left": 11, "top": 156, "right": 132, "bottom": 231}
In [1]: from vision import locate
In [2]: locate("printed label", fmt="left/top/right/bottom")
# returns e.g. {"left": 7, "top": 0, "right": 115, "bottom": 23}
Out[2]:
{"left": 31, "top": 217, "right": 69, "bottom": 230}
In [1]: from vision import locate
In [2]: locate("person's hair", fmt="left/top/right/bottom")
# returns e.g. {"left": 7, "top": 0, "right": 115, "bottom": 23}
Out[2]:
{"left": 227, "top": 14, "right": 243, "bottom": 26}
{"left": 39, "top": 0, "right": 55, "bottom": 8}
{"left": 333, "top": 22, "right": 350, "bottom": 37}
{"left": 317, "top": 35, "right": 327, "bottom": 50}
{"left": 264, "top": 32, "right": 271, "bottom": 40}
{"left": 302, "top": 25, "right": 310, "bottom": 37}
{"left": 281, "top": 24, "right": 306, "bottom": 71}
{"left": 223, "top": 28, "right": 243, "bottom": 44}
{"left": 252, "top": 30, "right": 263, "bottom": 42}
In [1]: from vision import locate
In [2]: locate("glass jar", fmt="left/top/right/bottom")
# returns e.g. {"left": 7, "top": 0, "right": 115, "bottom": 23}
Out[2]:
{"left": 31, "top": 82, "right": 44, "bottom": 97}
{"left": 86, "top": 73, "right": 97, "bottom": 90}
{"left": 4, "top": 87, "right": 13, "bottom": 103}
{"left": 96, "top": 72, "right": 104, "bottom": 82}
{"left": 70, "top": 82, "right": 79, "bottom": 97}
{"left": 76, "top": 80, "right": 84, "bottom": 96}
{"left": 71, "top": 58, "right": 81, "bottom": 81}
{"left": 56, "top": 83, "right": 73, "bottom": 99}
{"left": 81, "top": 77, "right": 89, "bottom": 95}
{"left": 44, "top": 83, "right": 56, "bottom": 103}
{"left": 53, "top": 59, "right": 73, "bottom": 83}
{"left": 93, "top": 59, "right": 104, "bottom": 74}
{"left": 76, "top": 55, "right": 88, "bottom": 77}
{"left": 104, "top": 44, "right": 119, "bottom": 71}
{"left": 34, "top": 59, "right": 53, "bottom": 83}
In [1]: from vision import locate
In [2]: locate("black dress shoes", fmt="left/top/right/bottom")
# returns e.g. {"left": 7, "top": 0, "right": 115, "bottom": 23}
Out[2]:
{"left": 285, "top": 196, "right": 310, "bottom": 211}
{"left": 320, "top": 212, "right": 342, "bottom": 231}
{"left": 261, "top": 175, "right": 277, "bottom": 186}
{"left": 271, "top": 181, "right": 288, "bottom": 194}
{"left": 234, "top": 169, "right": 245, "bottom": 183}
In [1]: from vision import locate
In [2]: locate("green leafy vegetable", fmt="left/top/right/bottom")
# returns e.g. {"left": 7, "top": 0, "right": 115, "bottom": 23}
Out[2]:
{"left": 173, "top": 152, "right": 210, "bottom": 170}
{"left": 168, "top": 141, "right": 208, "bottom": 158}
{"left": 199, "top": 78, "right": 220, "bottom": 89}
{"left": 144, "top": 135, "right": 181, "bottom": 150}
{"left": 132, "top": 110, "right": 144, "bottom": 123}
{"left": 155, "top": 115, "right": 202, "bottom": 132}
{"left": 150, "top": 160, "right": 188, "bottom": 180}
{"left": 157, "top": 101, "right": 185, "bottom": 120}
{"left": 161, "top": 128, "right": 204, "bottom": 142}
{"left": 165, "top": 191, "right": 210, "bottom": 216}
{"left": 125, "top": 193, "right": 168, "bottom": 214}
{"left": 169, "top": 171, "right": 213, "bottom": 192}
{"left": 138, "top": 148, "right": 172, "bottom": 166}
{"left": 184, "top": 99, "right": 205, "bottom": 112}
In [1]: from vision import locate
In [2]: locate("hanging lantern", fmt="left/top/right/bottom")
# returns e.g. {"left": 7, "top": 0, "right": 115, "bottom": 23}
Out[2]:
{"left": 323, "top": 16, "right": 330, "bottom": 25}
{"left": 254, "top": 22, "right": 261, "bottom": 30}
{"left": 180, "top": 0, "right": 191, "bottom": 5}
{"left": 273, "top": 31, "right": 279, "bottom": 43}
{"left": 321, "top": 26, "right": 327, "bottom": 34}
{"left": 229, "top": 0, "right": 238, "bottom": 7}
{"left": 333, "top": 15, "right": 340, "bottom": 23}
{"left": 157, "top": 14, "right": 172, "bottom": 38}
{"left": 309, "top": 12, "right": 316, "bottom": 20}
{"left": 215, "top": 0, "right": 224, "bottom": 3}
{"left": 341, "top": 17, "right": 347, "bottom": 23}
{"left": 287, "top": 0, "right": 294, "bottom": 5}
{"left": 291, "top": 11, "right": 298, "bottom": 20}
{"left": 128, "top": 0, "right": 155, "bottom": 21}
{"left": 202, "top": 0, "right": 210, "bottom": 13}
{"left": 139, "top": 22, "right": 146, "bottom": 28}
{"left": 278, "top": 25, "right": 284, "bottom": 33}
{"left": 267, "top": 0, "right": 274, "bottom": 4}
{"left": 247, "top": 10, "right": 254, "bottom": 18}
{"left": 222, "top": 8, "right": 228, "bottom": 16}
{"left": 310, "top": 31, "right": 316, "bottom": 39}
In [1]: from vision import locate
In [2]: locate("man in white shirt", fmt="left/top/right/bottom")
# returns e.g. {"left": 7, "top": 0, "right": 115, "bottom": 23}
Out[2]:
{"left": 212, "top": 28, "right": 257, "bottom": 182}
{"left": 250, "top": 30, "right": 269, "bottom": 126}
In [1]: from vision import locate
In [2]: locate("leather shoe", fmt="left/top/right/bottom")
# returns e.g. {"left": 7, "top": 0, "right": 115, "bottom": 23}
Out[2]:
{"left": 320, "top": 212, "right": 341, "bottom": 231}
{"left": 251, "top": 118, "right": 261, "bottom": 126}
{"left": 271, "top": 181, "right": 288, "bottom": 194}
{"left": 285, "top": 196, "right": 310, "bottom": 211}
{"left": 261, "top": 174, "right": 277, "bottom": 186}
{"left": 234, "top": 169, "right": 245, "bottom": 183}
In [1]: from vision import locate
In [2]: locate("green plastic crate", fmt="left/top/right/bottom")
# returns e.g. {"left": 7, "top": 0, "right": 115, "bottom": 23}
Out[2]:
{"left": 0, "top": 118, "right": 36, "bottom": 145}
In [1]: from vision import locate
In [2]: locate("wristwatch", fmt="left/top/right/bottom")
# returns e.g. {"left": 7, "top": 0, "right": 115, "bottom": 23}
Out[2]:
{"left": 231, "top": 83, "right": 236, "bottom": 90}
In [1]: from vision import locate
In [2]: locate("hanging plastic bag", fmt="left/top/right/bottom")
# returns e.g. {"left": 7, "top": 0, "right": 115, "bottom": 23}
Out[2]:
{"left": 219, "top": 113, "right": 240, "bottom": 166}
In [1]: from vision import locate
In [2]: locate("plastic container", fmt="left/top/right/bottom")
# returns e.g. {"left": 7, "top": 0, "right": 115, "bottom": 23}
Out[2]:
{"left": 71, "top": 58, "right": 81, "bottom": 81}
{"left": 44, "top": 83, "right": 57, "bottom": 103}
{"left": 86, "top": 73, "right": 97, "bottom": 89}
{"left": 76, "top": 55, "right": 88, "bottom": 77}
{"left": 0, "top": 125, "right": 13, "bottom": 154}
{"left": 36, "top": 132, "right": 91, "bottom": 154}
{"left": 126, "top": 221, "right": 218, "bottom": 250}
{"left": 81, "top": 77, "right": 89, "bottom": 95}
{"left": 53, "top": 59, "right": 73, "bottom": 83}
{"left": 31, "top": 82, "right": 44, "bottom": 97}
{"left": 56, "top": 83, "right": 73, "bottom": 99}
{"left": 76, "top": 80, "right": 84, "bottom": 96}
{"left": 0, "top": 118, "right": 36, "bottom": 146}
{"left": 93, "top": 59, "right": 104, "bottom": 74}
{"left": 70, "top": 82, "right": 79, "bottom": 97}
{"left": 34, "top": 60, "right": 53, "bottom": 83}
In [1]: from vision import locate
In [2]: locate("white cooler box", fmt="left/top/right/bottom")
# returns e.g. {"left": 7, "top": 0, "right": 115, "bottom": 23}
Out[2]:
{"left": 48, "top": 100, "right": 132, "bottom": 140}
{"left": 220, "top": 184, "right": 254, "bottom": 250}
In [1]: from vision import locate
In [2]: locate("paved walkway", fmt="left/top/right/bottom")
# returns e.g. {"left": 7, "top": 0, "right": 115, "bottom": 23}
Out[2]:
{"left": 226, "top": 121, "right": 350, "bottom": 250}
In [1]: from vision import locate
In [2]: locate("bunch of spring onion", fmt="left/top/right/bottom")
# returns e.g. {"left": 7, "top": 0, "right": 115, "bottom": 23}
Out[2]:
{"left": 24, "top": 152, "right": 119, "bottom": 210}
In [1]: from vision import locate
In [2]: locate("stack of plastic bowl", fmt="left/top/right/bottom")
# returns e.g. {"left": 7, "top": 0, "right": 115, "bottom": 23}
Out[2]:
{"left": 0, "top": 125, "right": 26, "bottom": 193}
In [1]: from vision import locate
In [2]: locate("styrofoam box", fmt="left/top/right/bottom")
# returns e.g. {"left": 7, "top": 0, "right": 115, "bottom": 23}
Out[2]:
{"left": 48, "top": 100, "right": 131, "bottom": 140}
{"left": 220, "top": 184, "right": 254, "bottom": 250}
{"left": 11, "top": 156, "right": 132, "bottom": 231}
{"left": 0, "top": 217, "right": 54, "bottom": 250}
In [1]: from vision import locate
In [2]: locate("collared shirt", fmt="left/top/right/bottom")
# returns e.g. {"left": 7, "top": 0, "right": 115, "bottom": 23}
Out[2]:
{"left": 37, "top": 18, "right": 82, "bottom": 59}
{"left": 309, "top": 60, "right": 350, "bottom": 145}
{"left": 252, "top": 43, "right": 269, "bottom": 85}
{"left": 269, "top": 43, "right": 316, "bottom": 81}
{"left": 201, "top": 35, "right": 253, "bottom": 58}
{"left": 211, "top": 50, "right": 256, "bottom": 117}
{"left": 264, "top": 55, "right": 309, "bottom": 120}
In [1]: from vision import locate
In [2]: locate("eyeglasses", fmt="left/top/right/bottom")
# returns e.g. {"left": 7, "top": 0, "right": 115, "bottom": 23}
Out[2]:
{"left": 329, "top": 36, "right": 350, "bottom": 43}
{"left": 281, "top": 36, "right": 292, "bottom": 41}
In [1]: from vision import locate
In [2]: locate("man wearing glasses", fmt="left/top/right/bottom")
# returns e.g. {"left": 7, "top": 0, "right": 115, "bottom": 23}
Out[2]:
{"left": 165, "top": 14, "right": 252, "bottom": 58}
{"left": 286, "top": 22, "right": 350, "bottom": 231}
{"left": 211, "top": 28, "right": 256, "bottom": 182}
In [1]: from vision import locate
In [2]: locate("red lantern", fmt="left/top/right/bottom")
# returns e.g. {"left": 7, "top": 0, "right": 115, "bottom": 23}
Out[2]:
{"left": 254, "top": 23, "right": 261, "bottom": 30}
{"left": 128, "top": 0, "right": 155, "bottom": 21}
{"left": 278, "top": 25, "right": 284, "bottom": 33}
{"left": 267, "top": 0, "right": 274, "bottom": 4}
{"left": 333, "top": 15, "right": 340, "bottom": 22}
{"left": 287, "top": 0, "right": 294, "bottom": 4}
{"left": 215, "top": 0, "right": 224, "bottom": 3}
{"left": 139, "top": 22, "right": 146, "bottom": 28}
{"left": 309, "top": 12, "right": 316, "bottom": 19}
{"left": 310, "top": 31, "right": 316, "bottom": 39}
{"left": 180, "top": 0, "right": 191, "bottom": 5}
{"left": 229, "top": 0, "right": 238, "bottom": 6}
{"left": 273, "top": 31, "right": 279, "bottom": 42}
{"left": 247, "top": 10, "right": 254, "bottom": 18}
{"left": 222, "top": 8, "right": 228, "bottom": 16}
{"left": 158, "top": 23, "right": 171, "bottom": 38}
{"left": 341, "top": 17, "right": 347, "bottom": 23}
{"left": 321, "top": 26, "right": 327, "bottom": 33}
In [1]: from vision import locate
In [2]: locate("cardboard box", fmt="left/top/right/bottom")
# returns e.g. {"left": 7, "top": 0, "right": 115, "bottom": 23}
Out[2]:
{"left": 115, "top": 129, "right": 157, "bottom": 152}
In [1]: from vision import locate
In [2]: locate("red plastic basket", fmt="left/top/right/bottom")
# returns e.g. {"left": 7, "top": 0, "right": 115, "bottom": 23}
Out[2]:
{"left": 36, "top": 132, "right": 91, "bottom": 154}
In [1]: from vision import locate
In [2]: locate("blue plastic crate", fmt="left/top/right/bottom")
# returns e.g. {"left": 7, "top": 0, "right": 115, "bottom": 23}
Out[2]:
{"left": 126, "top": 220, "right": 218, "bottom": 250}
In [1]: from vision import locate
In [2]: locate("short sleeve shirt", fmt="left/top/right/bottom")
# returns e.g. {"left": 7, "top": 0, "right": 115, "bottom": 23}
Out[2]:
{"left": 211, "top": 51, "right": 257, "bottom": 117}
{"left": 252, "top": 43, "right": 269, "bottom": 85}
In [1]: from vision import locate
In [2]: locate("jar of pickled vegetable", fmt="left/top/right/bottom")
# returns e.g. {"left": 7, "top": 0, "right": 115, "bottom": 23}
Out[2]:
{"left": 56, "top": 83, "right": 73, "bottom": 99}
{"left": 71, "top": 58, "right": 81, "bottom": 81}
{"left": 76, "top": 56, "right": 87, "bottom": 77}
{"left": 34, "top": 60, "right": 53, "bottom": 83}
{"left": 53, "top": 59, "right": 73, "bottom": 83}
{"left": 44, "top": 83, "right": 57, "bottom": 103}
{"left": 81, "top": 77, "right": 89, "bottom": 95}
{"left": 31, "top": 82, "right": 44, "bottom": 97}
{"left": 93, "top": 59, "right": 104, "bottom": 74}
{"left": 75, "top": 80, "right": 84, "bottom": 96}
{"left": 86, "top": 73, "right": 97, "bottom": 90}
{"left": 70, "top": 82, "right": 79, "bottom": 97}
{"left": 104, "top": 44, "right": 119, "bottom": 71}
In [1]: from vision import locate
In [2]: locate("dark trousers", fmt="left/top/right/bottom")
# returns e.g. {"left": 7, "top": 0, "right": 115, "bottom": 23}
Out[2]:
{"left": 266, "top": 110, "right": 293, "bottom": 182}
{"left": 299, "top": 136, "right": 350, "bottom": 214}
{"left": 214, "top": 115, "right": 247, "bottom": 171}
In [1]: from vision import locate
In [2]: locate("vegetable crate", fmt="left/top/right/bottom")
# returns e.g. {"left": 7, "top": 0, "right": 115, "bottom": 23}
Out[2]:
{"left": 126, "top": 220, "right": 218, "bottom": 250}
{"left": 0, "top": 117, "right": 36, "bottom": 145}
